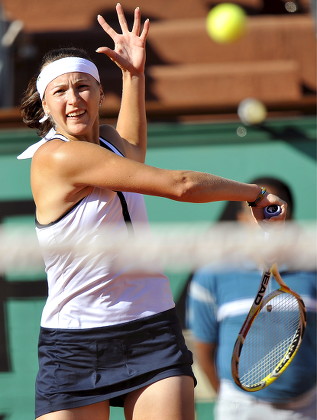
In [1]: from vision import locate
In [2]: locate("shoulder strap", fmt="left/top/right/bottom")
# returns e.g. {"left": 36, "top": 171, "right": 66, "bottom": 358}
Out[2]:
{"left": 99, "top": 137, "right": 124, "bottom": 156}
{"left": 99, "top": 138, "right": 133, "bottom": 234}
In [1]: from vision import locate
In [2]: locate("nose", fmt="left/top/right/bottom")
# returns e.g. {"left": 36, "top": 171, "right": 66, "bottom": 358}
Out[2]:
{"left": 66, "top": 87, "right": 80, "bottom": 105}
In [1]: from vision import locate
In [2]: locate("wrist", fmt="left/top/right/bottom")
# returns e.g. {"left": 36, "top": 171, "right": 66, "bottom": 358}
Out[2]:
{"left": 122, "top": 70, "right": 145, "bottom": 81}
{"left": 247, "top": 186, "right": 267, "bottom": 207}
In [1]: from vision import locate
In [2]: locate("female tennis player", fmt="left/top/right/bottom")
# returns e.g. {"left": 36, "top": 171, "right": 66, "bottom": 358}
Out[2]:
{"left": 19, "top": 4, "right": 286, "bottom": 420}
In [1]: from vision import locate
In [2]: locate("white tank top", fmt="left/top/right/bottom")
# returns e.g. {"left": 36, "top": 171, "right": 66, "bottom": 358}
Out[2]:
{"left": 36, "top": 136, "right": 175, "bottom": 329}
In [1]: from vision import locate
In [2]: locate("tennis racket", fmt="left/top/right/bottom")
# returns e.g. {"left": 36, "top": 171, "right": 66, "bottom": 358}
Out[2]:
{"left": 231, "top": 205, "right": 307, "bottom": 392}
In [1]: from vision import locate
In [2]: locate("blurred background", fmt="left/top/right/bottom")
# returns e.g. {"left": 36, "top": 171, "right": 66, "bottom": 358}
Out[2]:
{"left": 0, "top": 0, "right": 316, "bottom": 419}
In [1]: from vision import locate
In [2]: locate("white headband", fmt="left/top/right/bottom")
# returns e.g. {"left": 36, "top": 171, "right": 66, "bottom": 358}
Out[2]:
{"left": 36, "top": 57, "right": 100, "bottom": 100}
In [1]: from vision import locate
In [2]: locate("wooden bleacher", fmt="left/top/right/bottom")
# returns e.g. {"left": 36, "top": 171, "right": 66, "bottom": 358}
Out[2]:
{"left": 1, "top": 0, "right": 316, "bottom": 124}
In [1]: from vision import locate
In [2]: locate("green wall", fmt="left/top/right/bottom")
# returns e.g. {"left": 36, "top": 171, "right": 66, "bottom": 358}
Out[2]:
{"left": 0, "top": 116, "right": 315, "bottom": 419}
{"left": 1, "top": 117, "right": 316, "bottom": 220}
{"left": 144, "top": 117, "right": 316, "bottom": 223}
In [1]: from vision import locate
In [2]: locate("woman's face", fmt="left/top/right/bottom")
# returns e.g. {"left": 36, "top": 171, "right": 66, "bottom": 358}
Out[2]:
{"left": 42, "top": 71, "right": 102, "bottom": 141}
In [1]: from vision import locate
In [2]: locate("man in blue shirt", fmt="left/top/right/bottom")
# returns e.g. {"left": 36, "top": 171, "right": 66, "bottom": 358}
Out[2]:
{"left": 187, "top": 177, "right": 316, "bottom": 420}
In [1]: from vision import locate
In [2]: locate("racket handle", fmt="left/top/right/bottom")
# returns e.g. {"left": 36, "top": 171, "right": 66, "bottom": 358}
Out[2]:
{"left": 264, "top": 205, "right": 281, "bottom": 219}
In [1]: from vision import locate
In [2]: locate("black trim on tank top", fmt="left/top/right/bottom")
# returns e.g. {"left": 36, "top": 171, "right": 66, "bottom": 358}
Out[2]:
{"left": 116, "top": 191, "right": 134, "bottom": 234}
{"left": 35, "top": 198, "right": 85, "bottom": 228}
{"left": 99, "top": 136, "right": 123, "bottom": 156}
{"left": 99, "top": 138, "right": 134, "bottom": 234}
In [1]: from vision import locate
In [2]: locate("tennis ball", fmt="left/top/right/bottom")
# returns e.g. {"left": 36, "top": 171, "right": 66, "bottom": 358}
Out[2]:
{"left": 238, "top": 98, "right": 267, "bottom": 125}
{"left": 206, "top": 3, "right": 247, "bottom": 43}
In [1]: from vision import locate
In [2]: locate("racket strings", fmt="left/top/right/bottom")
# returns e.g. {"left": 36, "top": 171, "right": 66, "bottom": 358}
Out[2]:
{"left": 238, "top": 292, "right": 301, "bottom": 387}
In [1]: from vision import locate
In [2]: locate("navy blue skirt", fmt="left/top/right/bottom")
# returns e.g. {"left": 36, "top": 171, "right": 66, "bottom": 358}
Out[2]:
{"left": 35, "top": 308, "right": 196, "bottom": 417}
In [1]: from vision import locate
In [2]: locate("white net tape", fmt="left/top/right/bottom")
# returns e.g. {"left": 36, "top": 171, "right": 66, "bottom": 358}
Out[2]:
{"left": 0, "top": 222, "right": 316, "bottom": 273}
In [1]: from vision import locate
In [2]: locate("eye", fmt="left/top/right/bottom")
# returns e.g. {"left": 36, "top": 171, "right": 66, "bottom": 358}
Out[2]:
{"left": 80, "top": 86, "right": 90, "bottom": 93}
{"left": 53, "top": 88, "right": 65, "bottom": 95}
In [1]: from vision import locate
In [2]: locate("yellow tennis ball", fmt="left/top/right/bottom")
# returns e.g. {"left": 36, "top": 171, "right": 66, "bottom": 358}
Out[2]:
{"left": 238, "top": 98, "right": 267, "bottom": 125}
{"left": 206, "top": 3, "right": 247, "bottom": 43}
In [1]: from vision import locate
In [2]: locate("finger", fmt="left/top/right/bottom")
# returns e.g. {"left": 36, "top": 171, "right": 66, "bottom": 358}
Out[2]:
{"left": 95, "top": 46, "right": 112, "bottom": 55}
{"left": 132, "top": 7, "right": 141, "bottom": 35}
{"left": 279, "top": 204, "right": 288, "bottom": 220}
{"left": 95, "top": 47, "right": 122, "bottom": 66}
{"left": 140, "top": 18, "right": 150, "bottom": 42}
{"left": 97, "top": 15, "right": 117, "bottom": 39}
{"left": 116, "top": 3, "right": 129, "bottom": 33}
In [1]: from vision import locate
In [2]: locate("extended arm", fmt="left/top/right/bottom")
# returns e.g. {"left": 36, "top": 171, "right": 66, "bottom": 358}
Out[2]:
{"left": 35, "top": 138, "right": 287, "bottom": 222}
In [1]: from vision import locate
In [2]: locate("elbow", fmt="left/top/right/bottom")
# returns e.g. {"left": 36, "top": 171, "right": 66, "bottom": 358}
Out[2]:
{"left": 169, "top": 171, "right": 198, "bottom": 202}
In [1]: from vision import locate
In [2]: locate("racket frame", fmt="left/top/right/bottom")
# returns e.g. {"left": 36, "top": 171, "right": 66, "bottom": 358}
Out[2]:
{"left": 231, "top": 263, "right": 307, "bottom": 392}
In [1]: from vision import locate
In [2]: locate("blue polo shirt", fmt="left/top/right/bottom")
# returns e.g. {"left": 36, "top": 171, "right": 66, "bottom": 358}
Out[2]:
{"left": 187, "top": 266, "right": 317, "bottom": 402}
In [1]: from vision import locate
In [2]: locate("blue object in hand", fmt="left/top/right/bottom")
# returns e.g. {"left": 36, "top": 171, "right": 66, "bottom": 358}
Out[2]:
{"left": 264, "top": 205, "right": 281, "bottom": 219}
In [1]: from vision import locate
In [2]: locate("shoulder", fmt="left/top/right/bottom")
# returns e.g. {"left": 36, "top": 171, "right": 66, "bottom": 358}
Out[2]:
{"left": 189, "top": 266, "right": 220, "bottom": 300}
{"left": 32, "top": 138, "right": 69, "bottom": 166}
{"left": 190, "top": 267, "right": 259, "bottom": 299}
{"left": 99, "top": 124, "right": 143, "bottom": 161}
{"left": 100, "top": 124, "right": 125, "bottom": 155}
{"left": 100, "top": 124, "right": 119, "bottom": 139}
{"left": 32, "top": 137, "right": 112, "bottom": 174}
{"left": 191, "top": 264, "right": 226, "bottom": 286}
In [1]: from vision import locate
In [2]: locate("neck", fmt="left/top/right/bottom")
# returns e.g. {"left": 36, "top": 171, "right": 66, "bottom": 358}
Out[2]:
{"left": 55, "top": 125, "right": 100, "bottom": 144}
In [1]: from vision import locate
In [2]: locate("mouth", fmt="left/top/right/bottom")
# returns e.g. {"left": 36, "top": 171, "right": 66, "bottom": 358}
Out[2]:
{"left": 67, "top": 110, "right": 86, "bottom": 119}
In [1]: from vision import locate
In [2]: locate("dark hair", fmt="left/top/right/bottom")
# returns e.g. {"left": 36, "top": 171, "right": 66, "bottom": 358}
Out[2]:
{"left": 219, "top": 176, "right": 294, "bottom": 221}
{"left": 20, "top": 47, "right": 96, "bottom": 138}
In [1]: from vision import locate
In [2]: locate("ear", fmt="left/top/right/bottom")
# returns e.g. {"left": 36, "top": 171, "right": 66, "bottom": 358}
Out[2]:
{"left": 41, "top": 98, "right": 50, "bottom": 115}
